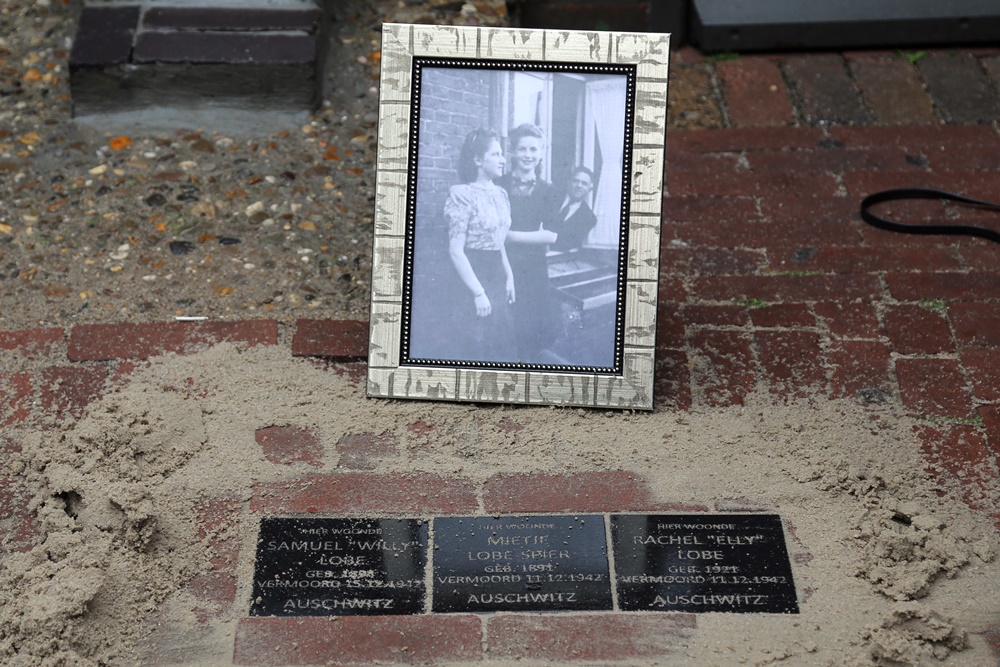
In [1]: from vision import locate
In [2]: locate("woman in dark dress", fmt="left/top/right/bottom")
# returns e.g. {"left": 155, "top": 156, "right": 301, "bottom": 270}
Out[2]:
{"left": 499, "top": 124, "right": 559, "bottom": 363}
{"left": 445, "top": 128, "right": 517, "bottom": 363}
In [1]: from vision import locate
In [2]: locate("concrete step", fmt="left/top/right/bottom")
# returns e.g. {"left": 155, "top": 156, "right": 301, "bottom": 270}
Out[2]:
{"left": 69, "top": 2, "right": 328, "bottom": 118}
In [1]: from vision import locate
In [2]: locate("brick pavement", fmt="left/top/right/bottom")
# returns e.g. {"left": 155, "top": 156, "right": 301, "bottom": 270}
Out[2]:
{"left": 4, "top": 44, "right": 1000, "bottom": 665}
{"left": 667, "top": 47, "right": 1000, "bottom": 130}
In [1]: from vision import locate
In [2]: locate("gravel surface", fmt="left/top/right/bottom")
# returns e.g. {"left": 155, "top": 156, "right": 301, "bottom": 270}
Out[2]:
{"left": 0, "top": 0, "right": 507, "bottom": 332}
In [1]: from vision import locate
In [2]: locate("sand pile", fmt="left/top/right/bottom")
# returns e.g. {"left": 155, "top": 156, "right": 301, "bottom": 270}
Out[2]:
{"left": 1, "top": 343, "right": 998, "bottom": 666}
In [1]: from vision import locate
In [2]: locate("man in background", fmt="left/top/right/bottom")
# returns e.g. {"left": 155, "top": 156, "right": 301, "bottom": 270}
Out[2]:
{"left": 548, "top": 166, "right": 597, "bottom": 252}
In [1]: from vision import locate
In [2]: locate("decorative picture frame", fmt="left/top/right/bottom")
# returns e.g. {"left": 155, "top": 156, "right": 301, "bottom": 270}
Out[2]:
{"left": 366, "top": 24, "right": 670, "bottom": 409}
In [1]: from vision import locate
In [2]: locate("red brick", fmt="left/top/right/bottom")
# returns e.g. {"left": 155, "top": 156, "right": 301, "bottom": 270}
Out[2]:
{"left": 896, "top": 358, "right": 974, "bottom": 418}
{"left": 960, "top": 243, "right": 1000, "bottom": 272}
{"left": 883, "top": 304, "right": 954, "bottom": 355}
{"left": 815, "top": 302, "right": 881, "bottom": 339}
{"left": 671, "top": 45, "right": 706, "bottom": 65}
{"left": 663, "top": 195, "right": 758, "bottom": 224}
{"left": 188, "top": 572, "right": 237, "bottom": 622}
{"left": 856, "top": 203, "right": 962, "bottom": 250}
{"left": 0, "top": 477, "right": 40, "bottom": 553}
{"left": 108, "top": 360, "right": 146, "bottom": 388}
{"left": 716, "top": 56, "right": 793, "bottom": 128}
{"left": 678, "top": 217, "right": 860, "bottom": 250}
{"left": 755, "top": 330, "right": 826, "bottom": 397}
{"left": 758, "top": 193, "right": 862, "bottom": 228}
{"left": 68, "top": 320, "right": 278, "bottom": 361}
{"left": 922, "top": 138, "right": 1000, "bottom": 172}
{"left": 689, "top": 329, "right": 756, "bottom": 407}
{"left": 750, "top": 303, "right": 815, "bottom": 328}
{"left": 482, "top": 471, "right": 708, "bottom": 514}
{"left": 979, "top": 405, "right": 1000, "bottom": 458}
{"left": 943, "top": 200, "right": 1000, "bottom": 228}
{"left": 0, "top": 482, "right": 41, "bottom": 552}
{"left": 747, "top": 145, "right": 923, "bottom": 174}
{"left": 0, "top": 437, "right": 17, "bottom": 462}
{"left": 888, "top": 273, "right": 1000, "bottom": 303}
{"left": 404, "top": 418, "right": 484, "bottom": 458}
{"left": 663, "top": 247, "right": 766, "bottom": 277}
{"left": 666, "top": 150, "right": 742, "bottom": 177}
{"left": 291, "top": 319, "right": 369, "bottom": 360}
{"left": 863, "top": 225, "right": 995, "bottom": 251}
{"left": 0, "top": 372, "right": 34, "bottom": 426}
{"left": 983, "top": 622, "right": 1000, "bottom": 663}
{"left": 0, "top": 439, "right": 40, "bottom": 551}
{"left": 668, "top": 127, "right": 825, "bottom": 154}
{"left": 655, "top": 302, "right": 684, "bottom": 352}
{"left": 961, "top": 349, "right": 1000, "bottom": 402}
{"left": 683, "top": 305, "right": 749, "bottom": 327}
{"left": 0, "top": 327, "right": 63, "bottom": 357}
{"left": 829, "top": 124, "right": 1000, "bottom": 154}
{"left": 403, "top": 419, "right": 460, "bottom": 457}
{"left": 669, "top": 166, "right": 840, "bottom": 198}
{"left": 335, "top": 431, "right": 399, "bottom": 470}
{"left": 847, "top": 55, "right": 937, "bottom": 126}
{"left": 193, "top": 496, "right": 241, "bottom": 621}
{"left": 251, "top": 472, "right": 478, "bottom": 514}
{"left": 846, "top": 170, "right": 1000, "bottom": 204}
{"left": 234, "top": 616, "right": 483, "bottom": 666}
{"left": 255, "top": 425, "right": 324, "bottom": 467}
{"left": 771, "top": 246, "right": 962, "bottom": 274}
{"left": 657, "top": 275, "right": 687, "bottom": 303}
{"left": 826, "top": 340, "right": 892, "bottom": 401}
{"left": 658, "top": 217, "right": 680, "bottom": 245}
{"left": 39, "top": 365, "right": 109, "bottom": 420}
{"left": 323, "top": 360, "right": 368, "bottom": 384}
{"left": 196, "top": 495, "right": 242, "bottom": 544}
{"left": 486, "top": 614, "right": 697, "bottom": 662}
{"left": 915, "top": 423, "right": 999, "bottom": 512}
{"left": 950, "top": 302, "right": 1000, "bottom": 348}
{"left": 693, "top": 274, "right": 881, "bottom": 303}
{"left": 654, "top": 348, "right": 691, "bottom": 411}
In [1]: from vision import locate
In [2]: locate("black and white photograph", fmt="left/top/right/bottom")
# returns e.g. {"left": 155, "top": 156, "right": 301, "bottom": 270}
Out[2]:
{"left": 402, "top": 62, "right": 632, "bottom": 371}
{"left": 367, "top": 24, "right": 669, "bottom": 408}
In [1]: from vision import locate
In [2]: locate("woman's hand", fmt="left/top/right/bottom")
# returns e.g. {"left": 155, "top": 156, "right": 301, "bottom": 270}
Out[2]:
{"left": 506, "top": 276, "right": 516, "bottom": 304}
{"left": 474, "top": 292, "right": 491, "bottom": 317}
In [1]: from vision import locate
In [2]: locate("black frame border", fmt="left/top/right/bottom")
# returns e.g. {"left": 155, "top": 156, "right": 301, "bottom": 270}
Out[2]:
{"left": 398, "top": 56, "right": 638, "bottom": 376}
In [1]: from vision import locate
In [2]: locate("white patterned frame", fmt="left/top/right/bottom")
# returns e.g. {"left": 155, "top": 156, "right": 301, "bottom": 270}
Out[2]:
{"left": 366, "top": 24, "right": 669, "bottom": 410}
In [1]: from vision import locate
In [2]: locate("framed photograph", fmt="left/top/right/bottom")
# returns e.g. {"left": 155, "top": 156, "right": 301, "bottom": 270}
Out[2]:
{"left": 366, "top": 24, "right": 669, "bottom": 409}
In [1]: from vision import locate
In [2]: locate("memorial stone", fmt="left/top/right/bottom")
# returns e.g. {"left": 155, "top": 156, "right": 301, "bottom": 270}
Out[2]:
{"left": 251, "top": 517, "right": 428, "bottom": 616}
{"left": 612, "top": 514, "right": 798, "bottom": 613}
{"left": 433, "top": 515, "right": 612, "bottom": 613}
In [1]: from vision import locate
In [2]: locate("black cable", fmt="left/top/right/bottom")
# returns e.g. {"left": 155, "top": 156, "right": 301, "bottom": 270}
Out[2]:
{"left": 859, "top": 188, "right": 1000, "bottom": 243}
